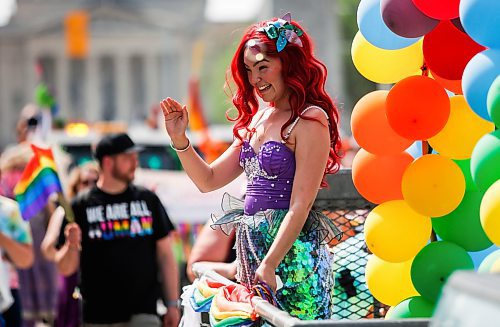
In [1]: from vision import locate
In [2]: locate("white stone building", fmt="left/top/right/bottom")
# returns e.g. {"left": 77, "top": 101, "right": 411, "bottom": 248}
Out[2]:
{"left": 0, "top": 0, "right": 345, "bottom": 148}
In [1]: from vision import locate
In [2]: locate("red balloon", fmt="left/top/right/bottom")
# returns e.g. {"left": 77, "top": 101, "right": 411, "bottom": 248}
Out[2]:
{"left": 423, "top": 21, "right": 486, "bottom": 81}
{"left": 352, "top": 149, "right": 414, "bottom": 204}
{"left": 431, "top": 71, "right": 463, "bottom": 95}
{"left": 381, "top": 0, "right": 439, "bottom": 38}
{"left": 386, "top": 76, "right": 450, "bottom": 140}
{"left": 412, "top": 0, "right": 459, "bottom": 20}
{"left": 351, "top": 91, "right": 413, "bottom": 155}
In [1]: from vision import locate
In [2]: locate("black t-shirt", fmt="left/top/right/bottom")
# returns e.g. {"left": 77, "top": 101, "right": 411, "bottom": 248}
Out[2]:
{"left": 60, "top": 184, "right": 174, "bottom": 323}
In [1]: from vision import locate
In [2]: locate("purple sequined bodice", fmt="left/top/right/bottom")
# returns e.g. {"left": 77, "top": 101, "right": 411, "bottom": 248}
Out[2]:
{"left": 240, "top": 140, "right": 295, "bottom": 215}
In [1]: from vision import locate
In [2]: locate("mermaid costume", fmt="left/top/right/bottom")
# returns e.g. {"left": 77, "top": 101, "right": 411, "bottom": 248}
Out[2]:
{"left": 212, "top": 107, "right": 342, "bottom": 320}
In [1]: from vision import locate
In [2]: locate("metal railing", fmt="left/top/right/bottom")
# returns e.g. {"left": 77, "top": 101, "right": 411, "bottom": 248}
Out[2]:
{"left": 192, "top": 263, "right": 429, "bottom": 327}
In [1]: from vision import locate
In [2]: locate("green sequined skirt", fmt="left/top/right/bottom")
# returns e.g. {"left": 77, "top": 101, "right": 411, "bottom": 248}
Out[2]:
{"left": 211, "top": 193, "right": 342, "bottom": 320}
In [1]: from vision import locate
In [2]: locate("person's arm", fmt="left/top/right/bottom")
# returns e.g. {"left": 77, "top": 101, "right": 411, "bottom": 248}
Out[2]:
{"left": 156, "top": 235, "right": 180, "bottom": 327}
{"left": 55, "top": 223, "right": 81, "bottom": 276}
{"left": 41, "top": 206, "right": 65, "bottom": 261}
{"left": 187, "top": 221, "right": 237, "bottom": 282}
{"left": 160, "top": 97, "right": 243, "bottom": 193}
{"left": 0, "top": 232, "right": 33, "bottom": 269}
{"left": 254, "top": 109, "right": 330, "bottom": 290}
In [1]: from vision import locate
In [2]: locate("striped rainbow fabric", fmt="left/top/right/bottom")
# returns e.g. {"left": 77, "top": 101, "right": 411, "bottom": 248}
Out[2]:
{"left": 14, "top": 144, "right": 62, "bottom": 221}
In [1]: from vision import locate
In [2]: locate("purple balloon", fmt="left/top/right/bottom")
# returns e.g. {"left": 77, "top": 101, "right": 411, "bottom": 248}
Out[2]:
{"left": 381, "top": 0, "right": 439, "bottom": 38}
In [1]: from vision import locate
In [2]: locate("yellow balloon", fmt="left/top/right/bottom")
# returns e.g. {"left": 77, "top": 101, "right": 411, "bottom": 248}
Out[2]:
{"left": 429, "top": 96, "right": 495, "bottom": 159}
{"left": 365, "top": 255, "right": 419, "bottom": 306}
{"left": 365, "top": 200, "right": 431, "bottom": 263}
{"left": 402, "top": 154, "right": 465, "bottom": 217}
{"left": 480, "top": 180, "right": 500, "bottom": 245}
{"left": 351, "top": 31, "right": 423, "bottom": 84}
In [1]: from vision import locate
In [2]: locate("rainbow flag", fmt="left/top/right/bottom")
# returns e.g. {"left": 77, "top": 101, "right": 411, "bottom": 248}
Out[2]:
{"left": 14, "top": 144, "right": 63, "bottom": 221}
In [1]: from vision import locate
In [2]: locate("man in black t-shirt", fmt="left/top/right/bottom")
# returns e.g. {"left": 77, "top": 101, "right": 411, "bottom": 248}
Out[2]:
{"left": 56, "top": 133, "right": 180, "bottom": 327}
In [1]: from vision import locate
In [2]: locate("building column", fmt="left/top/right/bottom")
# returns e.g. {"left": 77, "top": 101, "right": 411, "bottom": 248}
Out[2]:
{"left": 56, "top": 55, "right": 70, "bottom": 120}
{"left": 115, "top": 53, "right": 130, "bottom": 122}
{"left": 144, "top": 53, "right": 159, "bottom": 114}
{"left": 160, "top": 52, "right": 181, "bottom": 101}
{"left": 26, "top": 54, "right": 37, "bottom": 103}
{"left": 1, "top": 44, "right": 35, "bottom": 146}
{"left": 85, "top": 56, "right": 100, "bottom": 121}
{"left": 0, "top": 45, "right": 12, "bottom": 145}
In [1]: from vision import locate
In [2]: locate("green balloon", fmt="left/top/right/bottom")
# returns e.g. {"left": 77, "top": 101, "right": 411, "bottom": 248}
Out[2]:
{"left": 487, "top": 75, "right": 500, "bottom": 127}
{"left": 470, "top": 130, "right": 500, "bottom": 192}
{"left": 478, "top": 249, "right": 500, "bottom": 272}
{"left": 411, "top": 241, "right": 474, "bottom": 303}
{"left": 453, "top": 159, "right": 478, "bottom": 191}
{"left": 432, "top": 191, "right": 492, "bottom": 252}
{"left": 385, "top": 296, "right": 435, "bottom": 319}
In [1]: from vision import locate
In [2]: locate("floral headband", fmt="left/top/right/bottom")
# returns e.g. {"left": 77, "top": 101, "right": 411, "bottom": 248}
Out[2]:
{"left": 257, "top": 13, "right": 304, "bottom": 52}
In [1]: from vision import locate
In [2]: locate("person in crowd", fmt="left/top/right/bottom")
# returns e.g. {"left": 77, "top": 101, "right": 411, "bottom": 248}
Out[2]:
{"left": 41, "top": 161, "right": 99, "bottom": 327}
{"left": 55, "top": 133, "right": 180, "bottom": 327}
{"left": 15, "top": 105, "right": 40, "bottom": 145}
{"left": 0, "top": 143, "right": 58, "bottom": 327}
{"left": 0, "top": 180, "right": 33, "bottom": 327}
{"left": 186, "top": 221, "right": 237, "bottom": 282}
{"left": 160, "top": 13, "right": 342, "bottom": 319}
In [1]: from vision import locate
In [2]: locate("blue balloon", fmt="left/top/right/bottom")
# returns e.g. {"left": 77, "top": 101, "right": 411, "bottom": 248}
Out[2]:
{"left": 357, "top": 0, "right": 420, "bottom": 50}
{"left": 460, "top": 0, "right": 500, "bottom": 49}
{"left": 462, "top": 49, "right": 500, "bottom": 121}
{"left": 469, "top": 245, "right": 500, "bottom": 270}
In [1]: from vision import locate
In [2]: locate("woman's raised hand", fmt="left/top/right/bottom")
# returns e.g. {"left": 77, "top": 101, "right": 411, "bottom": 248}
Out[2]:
{"left": 160, "top": 97, "right": 189, "bottom": 140}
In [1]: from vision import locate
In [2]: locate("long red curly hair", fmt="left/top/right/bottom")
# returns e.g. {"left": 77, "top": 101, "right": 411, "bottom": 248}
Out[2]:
{"left": 226, "top": 18, "right": 342, "bottom": 183}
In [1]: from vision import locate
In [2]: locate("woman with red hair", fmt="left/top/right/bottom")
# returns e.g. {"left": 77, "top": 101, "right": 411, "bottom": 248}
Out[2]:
{"left": 161, "top": 14, "right": 342, "bottom": 319}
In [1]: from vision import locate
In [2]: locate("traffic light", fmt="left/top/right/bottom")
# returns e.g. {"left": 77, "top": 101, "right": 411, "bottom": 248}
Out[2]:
{"left": 65, "top": 11, "right": 89, "bottom": 58}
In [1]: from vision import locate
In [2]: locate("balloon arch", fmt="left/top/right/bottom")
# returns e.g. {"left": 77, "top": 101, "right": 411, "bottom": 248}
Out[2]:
{"left": 351, "top": 0, "right": 500, "bottom": 319}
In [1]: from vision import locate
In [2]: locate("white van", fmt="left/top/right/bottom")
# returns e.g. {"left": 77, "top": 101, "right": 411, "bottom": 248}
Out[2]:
{"left": 47, "top": 123, "right": 245, "bottom": 225}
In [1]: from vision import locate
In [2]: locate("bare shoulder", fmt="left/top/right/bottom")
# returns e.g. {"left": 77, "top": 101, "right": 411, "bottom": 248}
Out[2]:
{"left": 301, "top": 105, "right": 329, "bottom": 124}
{"left": 296, "top": 106, "right": 329, "bottom": 133}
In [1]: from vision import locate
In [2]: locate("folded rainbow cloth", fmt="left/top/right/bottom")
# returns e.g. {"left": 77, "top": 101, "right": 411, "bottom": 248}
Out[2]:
{"left": 209, "top": 284, "right": 258, "bottom": 327}
{"left": 190, "top": 279, "right": 226, "bottom": 312}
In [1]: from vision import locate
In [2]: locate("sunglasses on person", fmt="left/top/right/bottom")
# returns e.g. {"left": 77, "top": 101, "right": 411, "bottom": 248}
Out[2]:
{"left": 80, "top": 178, "right": 98, "bottom": 186}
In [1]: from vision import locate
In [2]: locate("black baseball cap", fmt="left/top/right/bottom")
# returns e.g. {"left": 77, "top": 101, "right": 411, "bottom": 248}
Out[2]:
{"left": 94, "top": 133, "right": 143, "bottom": 161}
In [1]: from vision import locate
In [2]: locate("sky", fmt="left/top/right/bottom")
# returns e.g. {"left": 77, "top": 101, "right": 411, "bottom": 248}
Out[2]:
{"left": 204, "top": 0, "right": 265, "bottom": 22}
{"left": 0, "top": 0, "right": 263, "bottom": 26}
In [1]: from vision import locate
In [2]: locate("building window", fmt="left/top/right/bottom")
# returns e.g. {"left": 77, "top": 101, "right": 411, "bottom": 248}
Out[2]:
{"left": 99, "top": 56, "right": 116, "bottom": 120}
{"left": 69, "top": 59, "right": 85, "bottom": 119}
{"left": 130, "top": 55, "right": 145, "bottom": 121}
{"left": 38, "top": 56, "right": 56, "bottom": 93}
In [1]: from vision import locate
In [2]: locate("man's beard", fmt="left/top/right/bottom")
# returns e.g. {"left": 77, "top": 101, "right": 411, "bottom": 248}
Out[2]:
{"left": 111, "top": 165, "right": 134, "bottom": 184}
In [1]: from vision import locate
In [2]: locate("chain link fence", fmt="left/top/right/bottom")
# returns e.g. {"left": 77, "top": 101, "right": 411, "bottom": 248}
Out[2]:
{"left": 315, "top": 169, "right": 385, "bottom": 320}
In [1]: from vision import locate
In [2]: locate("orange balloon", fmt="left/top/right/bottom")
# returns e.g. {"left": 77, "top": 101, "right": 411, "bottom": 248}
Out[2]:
{"left": 351, "top": 91, "right": 413, "bottom": 155}
{"left": 431, "top": 70, "right": 463, "bottom": 95}
{"left": 386, "top": 76, "right": 450, "bottom": 140}
{"left": 352, "top": 149, "right": 414, "bottom": 204}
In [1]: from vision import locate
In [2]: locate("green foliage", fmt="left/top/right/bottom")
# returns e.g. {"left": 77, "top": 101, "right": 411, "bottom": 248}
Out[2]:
{"left": 201, "top": 39, "right": 239, "bottom": 125}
